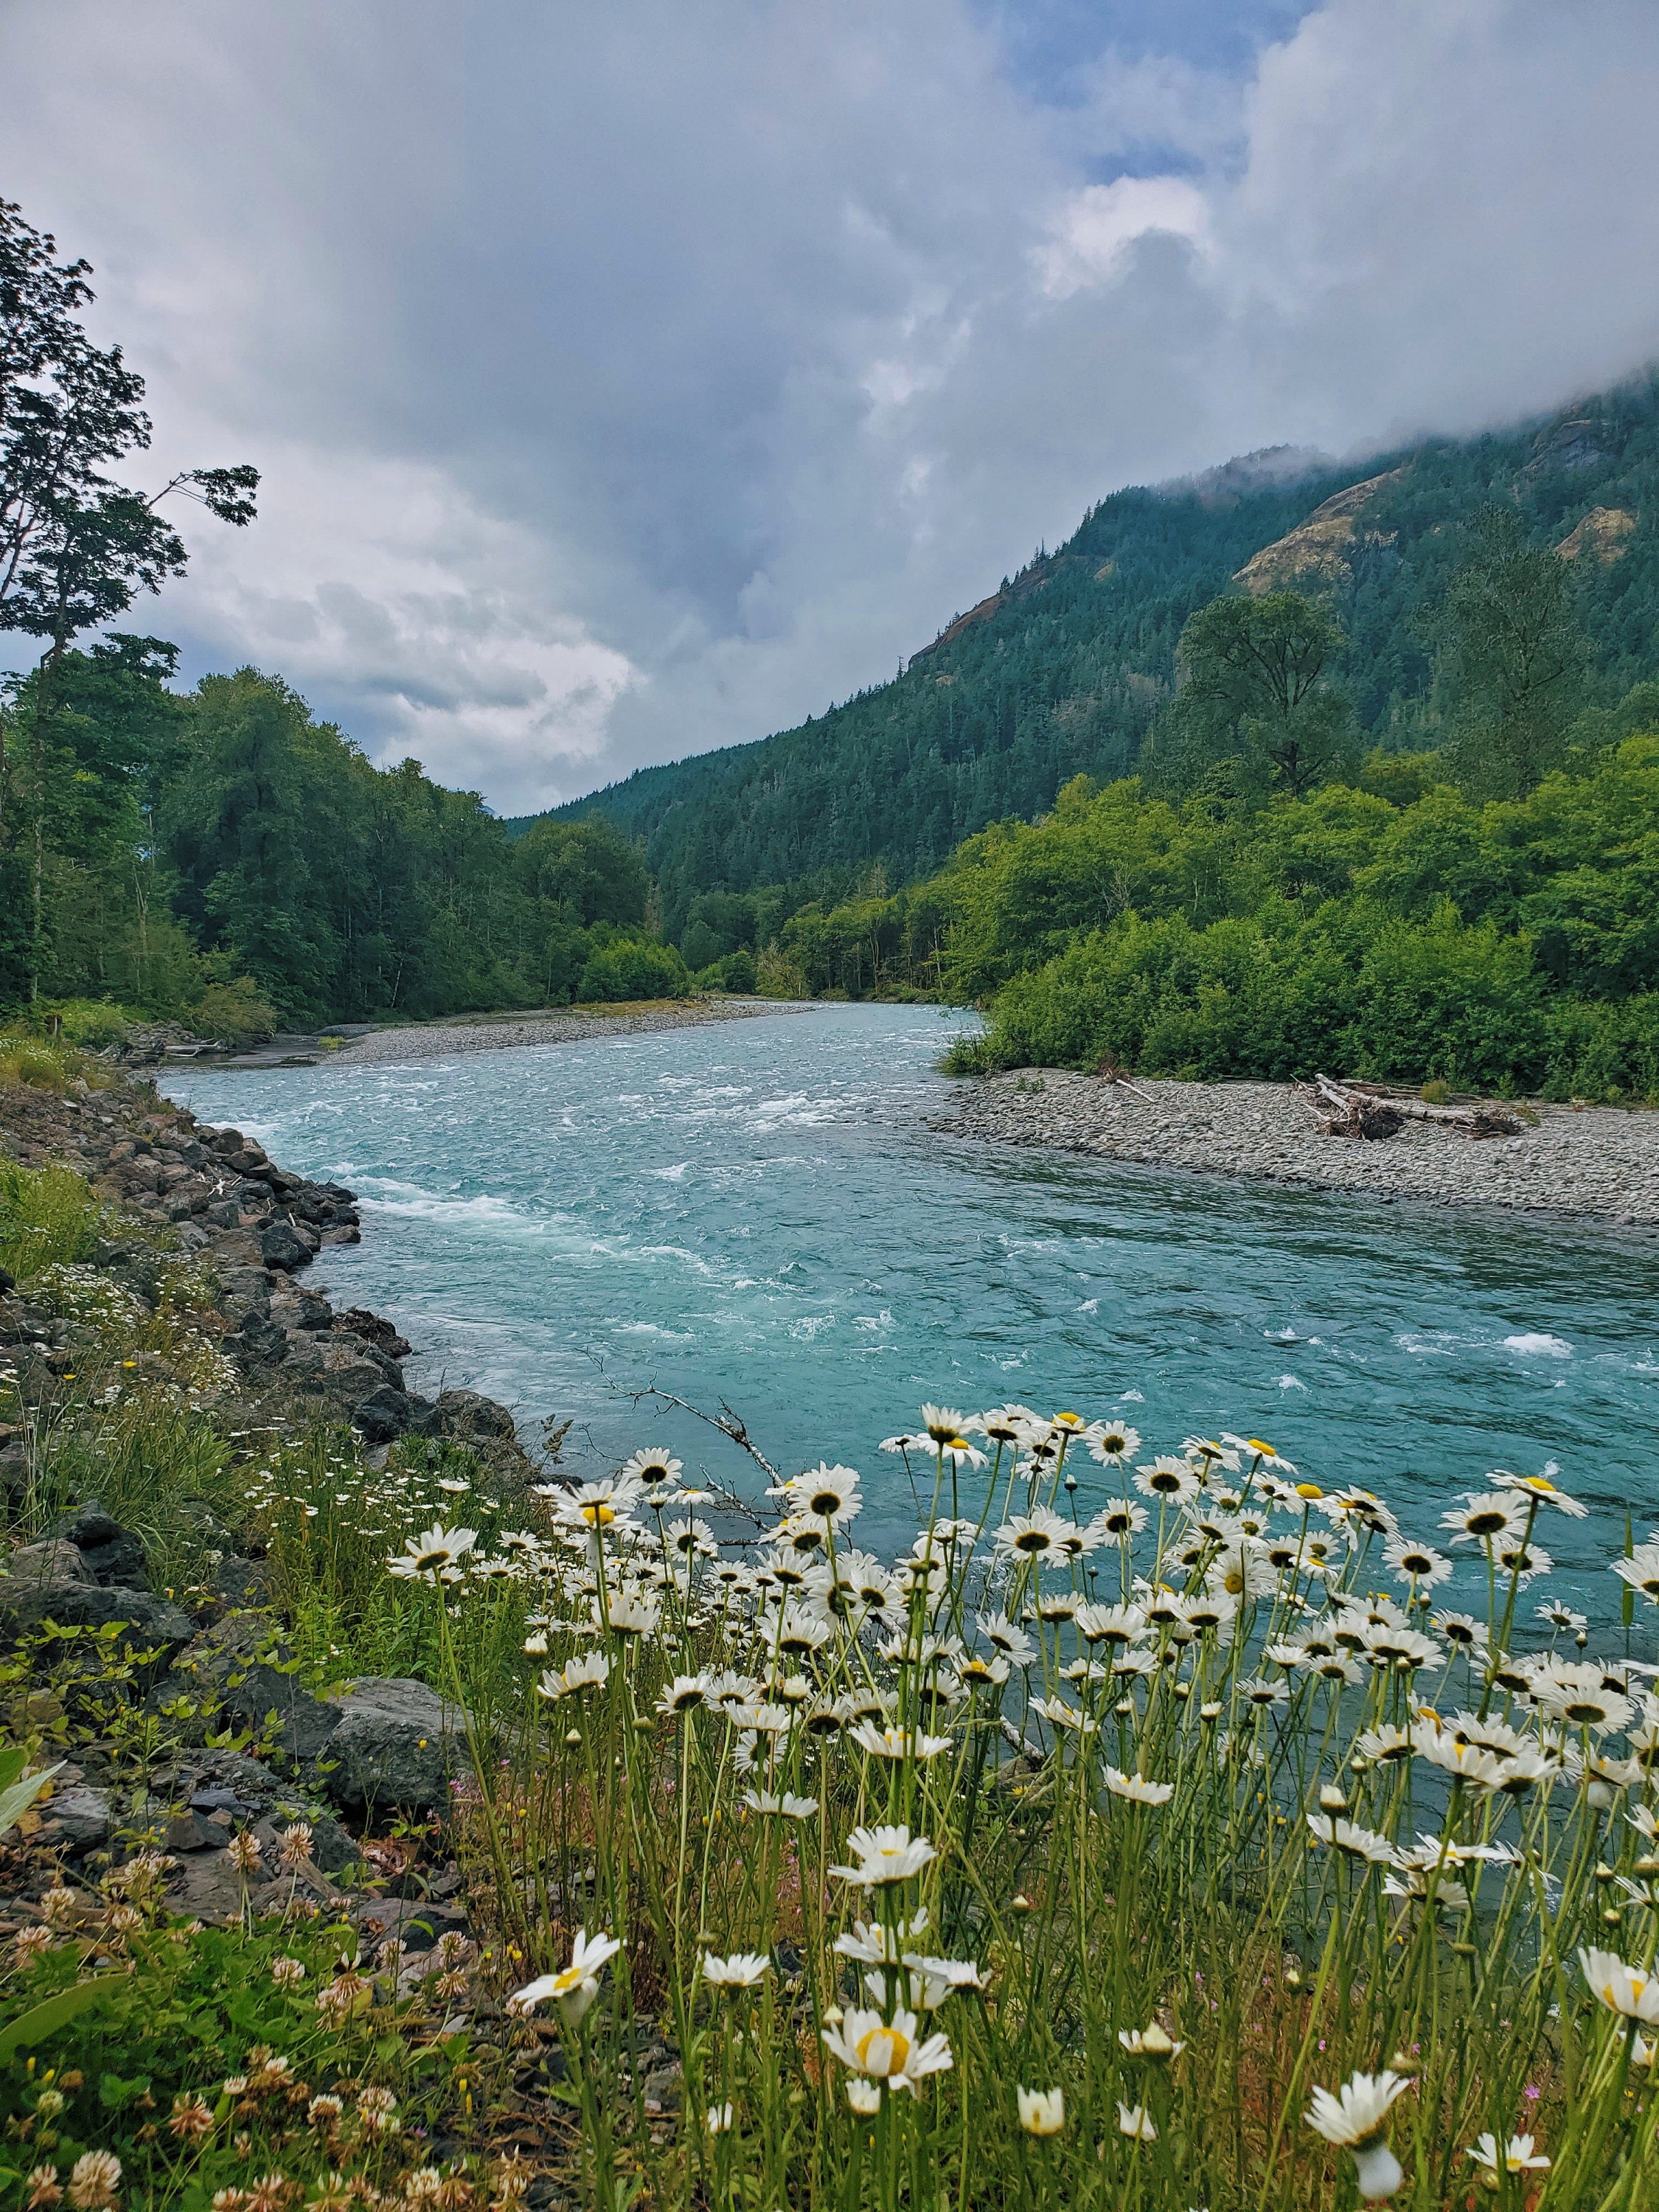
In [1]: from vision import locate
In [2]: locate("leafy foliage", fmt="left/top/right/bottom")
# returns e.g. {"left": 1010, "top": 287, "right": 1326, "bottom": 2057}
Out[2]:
{"left": 942, "top": 741, "right": 1659, "bottom": 1096}
{"left": 0, "top": 654, "right": 673, "bottom": 1022}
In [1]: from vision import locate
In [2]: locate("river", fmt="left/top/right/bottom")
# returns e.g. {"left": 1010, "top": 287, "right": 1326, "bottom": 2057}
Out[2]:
{"left": 172, "top": 1004, "right": 1658, "bottom": 1601}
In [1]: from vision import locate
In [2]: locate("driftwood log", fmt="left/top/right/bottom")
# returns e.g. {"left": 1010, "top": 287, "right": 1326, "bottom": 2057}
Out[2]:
{"left": 1300, "top": 1074, "right": 1523, "bottom": 1141}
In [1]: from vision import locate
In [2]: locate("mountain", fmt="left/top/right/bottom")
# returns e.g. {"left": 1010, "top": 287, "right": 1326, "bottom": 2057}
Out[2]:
{"left": 516, "top": 376, "right": 1659, "bottom": 937}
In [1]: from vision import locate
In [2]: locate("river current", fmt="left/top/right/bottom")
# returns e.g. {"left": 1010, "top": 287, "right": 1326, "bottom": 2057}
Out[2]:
{"left": 173, "top": 1004, "right": 1658, "bottom": 1603}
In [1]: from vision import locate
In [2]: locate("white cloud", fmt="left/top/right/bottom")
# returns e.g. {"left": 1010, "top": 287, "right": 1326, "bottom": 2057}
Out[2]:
{"left": 2, "top": 0, "right": 1658, "bottom": 811}
{"left": 1036, "top": 177, "right": 1213, "bottom": 298}
{"left": 177, "top": 445, "right": 638, "bottom": 807}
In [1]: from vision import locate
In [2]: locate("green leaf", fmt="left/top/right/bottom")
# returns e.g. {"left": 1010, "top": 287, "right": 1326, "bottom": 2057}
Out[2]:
{"left": 98, "top": 2068, "right": 153, "bottom": 2111}
{"left": 0, "top": 1975, "right": 127, "bottom": 2064}
{"left": 0, "top": 1760, "right": 64, "bottom": 1837}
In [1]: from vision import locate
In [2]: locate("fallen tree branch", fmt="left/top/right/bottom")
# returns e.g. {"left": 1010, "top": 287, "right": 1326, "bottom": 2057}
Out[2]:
{"left": 1301, "top": 1074, "right": 1521, "bottom": 1140}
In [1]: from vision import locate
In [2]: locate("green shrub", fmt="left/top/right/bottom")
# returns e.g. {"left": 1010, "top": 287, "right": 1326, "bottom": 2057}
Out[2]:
{"left": 188, "top": 977, "right": 278, "bottom": 1046}
{"left": 38, "top": 1000, "right": 131, "bottom": 1051}
{"left": 576, "top": 937, "right": 689, "bottom": 1003}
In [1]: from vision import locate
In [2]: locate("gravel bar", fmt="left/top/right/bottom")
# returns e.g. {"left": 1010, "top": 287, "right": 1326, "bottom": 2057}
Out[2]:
{"left": 331, "top": 998, "right": 815, "bottom": 1066}
{"left": 933, "top": 1069, "right": 1659, "bottom": 1228}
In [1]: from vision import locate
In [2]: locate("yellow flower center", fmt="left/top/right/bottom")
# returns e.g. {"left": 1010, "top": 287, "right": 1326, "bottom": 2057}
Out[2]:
{"left": 551, "top": 1964, "right": 587, "bottom": 1997}
{"left": 580, "top": 1503, "right": 616, "bottom": 1527}
{"left": 855, "top": 2026, "right": 910, "bottom": 2076}
{"left": 1295, "top": 1482, "right": 1323, "bottom": 1500}
{"left": 1248, "top": 1439, "right": 1274, "bottom": 1455}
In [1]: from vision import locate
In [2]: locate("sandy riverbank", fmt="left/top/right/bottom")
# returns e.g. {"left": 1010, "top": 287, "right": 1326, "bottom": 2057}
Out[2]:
{"left": 311, "top": 998, "right": 817, "bottom": 1067}
{"left": 934, "top": 1068, "right": 1659, "bottom": 1228}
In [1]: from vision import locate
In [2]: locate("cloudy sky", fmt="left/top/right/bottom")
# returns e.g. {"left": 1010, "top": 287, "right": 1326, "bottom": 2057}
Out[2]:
{"left": 6, "top": 0, "right": 1658, "bottom": 812}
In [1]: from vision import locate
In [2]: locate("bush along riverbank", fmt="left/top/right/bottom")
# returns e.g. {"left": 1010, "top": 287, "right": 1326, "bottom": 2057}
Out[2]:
{"left": 1, "top": 1054, "right": 1658, "bottom": 2205}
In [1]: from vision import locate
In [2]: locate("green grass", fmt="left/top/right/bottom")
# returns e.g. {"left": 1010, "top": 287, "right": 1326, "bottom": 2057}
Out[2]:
{"left": 0, "top": 1159, "right": 107, "bottom": 1283}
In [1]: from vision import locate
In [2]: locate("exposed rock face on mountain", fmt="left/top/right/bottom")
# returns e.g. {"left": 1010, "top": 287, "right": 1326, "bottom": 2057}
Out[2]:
{"left": 1556, "top": 505, "right": 1637, "bottom": 563}
{"left": 1232, "top": 468, "right": 1407, "bottom": 594}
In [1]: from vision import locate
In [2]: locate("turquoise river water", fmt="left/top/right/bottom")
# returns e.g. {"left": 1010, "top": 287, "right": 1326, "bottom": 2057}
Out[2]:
{"left": 172, "top": 1004, "right": 1658, "bottom": 1604}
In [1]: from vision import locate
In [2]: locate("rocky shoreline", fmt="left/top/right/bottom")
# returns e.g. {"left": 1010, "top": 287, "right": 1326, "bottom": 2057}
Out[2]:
{"left": 116, "top": 994, "right": 818, "bottom": 1071}
{"left": 328, "top": 995, "right": 812, "bottom": 1065}
{"left": 934, "top": 1068, "right": 1659, "bottom": 1228}
{"left": 0, "top": 1062, "right": 536, "bottom": 1919}
{"left": 1, "top": 1071, "right": 527, "bottom": 1454}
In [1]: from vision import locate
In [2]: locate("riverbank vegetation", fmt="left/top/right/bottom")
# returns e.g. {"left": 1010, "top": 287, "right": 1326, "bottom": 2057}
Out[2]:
{"left": 2, "top": 1139, "right": 1657, "bottom": 2205}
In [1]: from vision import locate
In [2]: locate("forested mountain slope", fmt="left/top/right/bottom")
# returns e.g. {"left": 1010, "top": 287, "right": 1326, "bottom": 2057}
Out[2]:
{"left": 525, "top": 377, "right": 1659, "bottom": 933}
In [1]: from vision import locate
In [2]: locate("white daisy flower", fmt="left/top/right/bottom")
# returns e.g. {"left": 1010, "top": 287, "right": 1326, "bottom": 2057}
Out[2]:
{"left": 1017, "top": 2087, "right": 1064, "bottom": 2135}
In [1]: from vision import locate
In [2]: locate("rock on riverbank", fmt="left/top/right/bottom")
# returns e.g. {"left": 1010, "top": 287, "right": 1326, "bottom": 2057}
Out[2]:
{"left": 934, "top": 1069, "right": 1659, "bottom": 1228}
{"left": 0, "top": 1071, "right": 530, "bottom": 1461}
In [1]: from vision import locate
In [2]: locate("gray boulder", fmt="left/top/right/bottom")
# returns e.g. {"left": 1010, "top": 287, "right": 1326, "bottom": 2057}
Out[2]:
{"left": 259, "top": 1221, "right": 310, "bottom": 1273}
{"left": 49, "top": 1503, "right": 149, "bottom": 1590}
{"left": 7, "top": 1540, "right": 91, "bottom": 1586}
{"left": 349, "top": 1385, "right": 415, "bottom": 1442}
{"left": 426, "top": 1389, "right": 515, "bottom": 1444}
{"left": 229, "top": 1315, "right": 289, "bottom": 1368}
{"left": 0, "top": 1579, "right": 192, "bottom": 1679}
{"left": 46, "top": 1783, "right": 111, "bottom": 1853}
{"left": 323, "top": 1677, "right": 470, "bottom": 1815}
